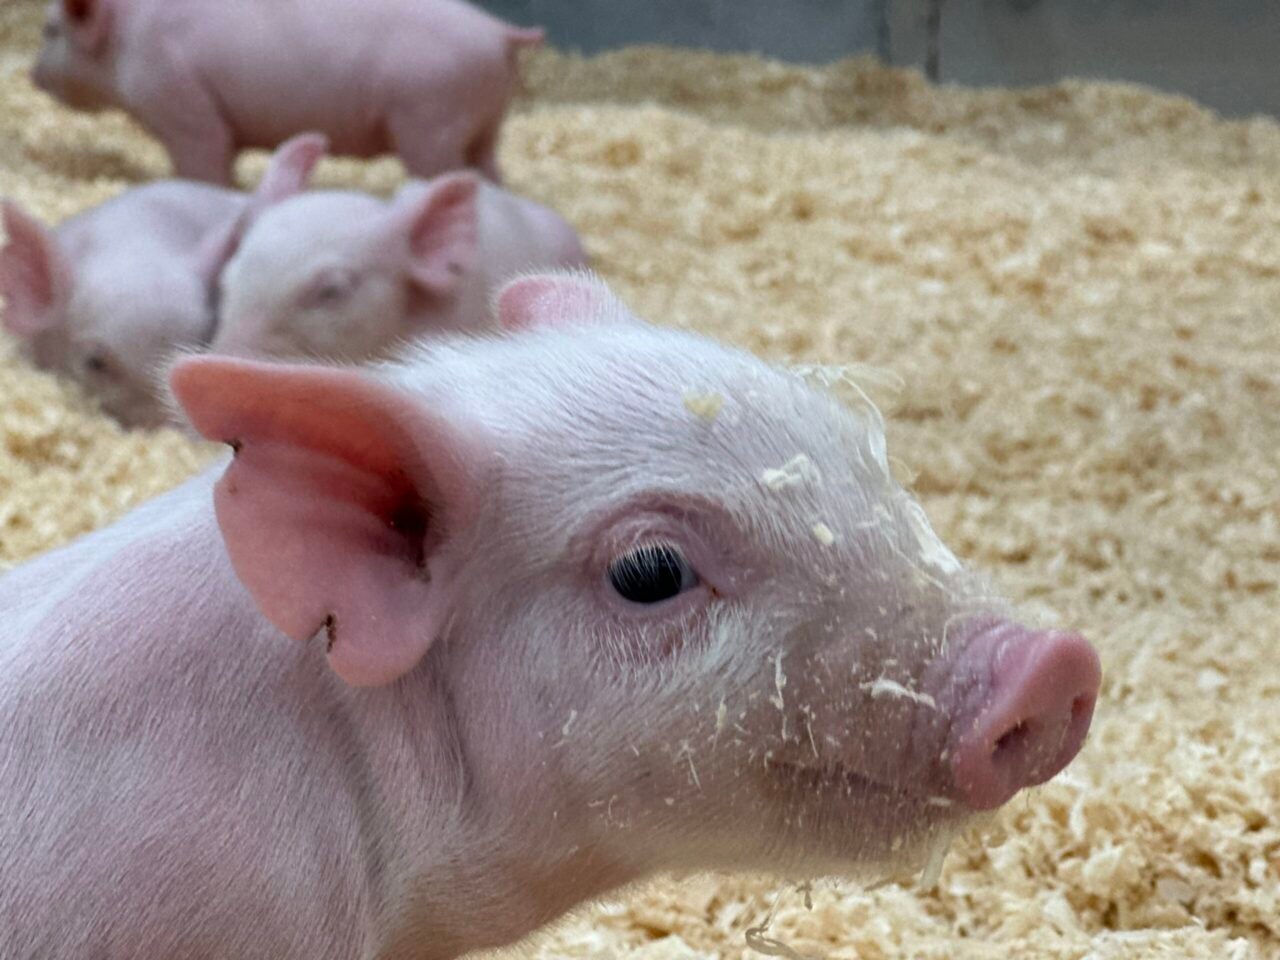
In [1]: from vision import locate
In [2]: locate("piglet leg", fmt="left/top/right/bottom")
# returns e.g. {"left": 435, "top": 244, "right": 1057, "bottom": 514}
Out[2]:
{"left": 128, "top": 61, "right": 236, "bottom": 186}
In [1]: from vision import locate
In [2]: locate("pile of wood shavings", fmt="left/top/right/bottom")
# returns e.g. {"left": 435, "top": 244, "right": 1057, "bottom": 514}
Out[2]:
{"left": 1, "top": 2, "right": 1277, "bottom": 956}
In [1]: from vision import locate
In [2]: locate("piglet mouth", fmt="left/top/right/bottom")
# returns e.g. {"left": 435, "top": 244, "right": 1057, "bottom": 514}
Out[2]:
{"left": 766, "top": 758, "right": 940, "bottom": 808}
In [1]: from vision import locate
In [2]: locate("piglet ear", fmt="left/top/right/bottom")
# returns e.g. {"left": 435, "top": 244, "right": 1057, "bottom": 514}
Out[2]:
{"left": 188, "top": 134, "right": 327, "bottom": 287}
{"left": 494, "top": 271, "right": 633, "bottom": 333}
{"left": 396, "top": 173, "right": 480, "bottom": 297}
{"left": 190, "top": 208, "right": 250, "bottom": 288}
{"left": 62, "top": 0, "right": 112, "bottom": 54}
{"left": 170, "top": 355, "right": 491, "bottom": 687}
{"left": 254, "top": 132, "right": 328, "bottom": 207}
{"left": 0, "top": 200, "right": 69, "bottom": 337}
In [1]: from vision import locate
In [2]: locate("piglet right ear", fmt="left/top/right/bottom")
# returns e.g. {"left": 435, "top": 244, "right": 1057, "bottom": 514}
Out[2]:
{"left": 397, "top": 172, "right": 481, "bottom": 297}
{"left": 170, "top": 355, "right": 491, "bottom": 688}
{"left": 494, "top": 271, "right": 636, "bottom": 333}
{"left": 0, "top": 200, "right": 69, "bottom": 337}
{"left": 254, "top": 132, "right": 328, "bottom": 207}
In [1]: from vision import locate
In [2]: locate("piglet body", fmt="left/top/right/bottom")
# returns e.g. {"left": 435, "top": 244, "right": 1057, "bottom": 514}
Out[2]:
{"left": 0, "top": 274, "right": 1101, "bottom": 958}
{"left": 0, "top": 135, "right": 325, "bottom": 427}
{"left": 32, "top": 0, "right": 543, "bottom": 185}
{"left": 0, "top": 470, "right": 372, "bottom": 957}
{"left": 0, "top": 181, "right": 245, "bottom": 426}
{"left": 212, "top": 158, "right": 587, "bottom": 360}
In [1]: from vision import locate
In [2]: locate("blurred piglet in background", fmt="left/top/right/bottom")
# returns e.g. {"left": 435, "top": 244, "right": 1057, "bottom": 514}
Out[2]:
{"left": 0, "top": 273, "right": 1101, "bottom": 958}
{"left": 208, "top": 136, "right": 587, "bottom": 362}
{"left": 0, "top": 135, "right": 323, "bottom": 428}
{"left": 31, "top": 0, "right": 544, "bottom": 185}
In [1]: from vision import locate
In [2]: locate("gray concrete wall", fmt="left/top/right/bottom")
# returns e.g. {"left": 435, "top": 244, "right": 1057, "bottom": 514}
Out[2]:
{"left": 902, "top": 0, "right": 1280, "bottom": 119}
{"left": 479, "top": 0, "right": 1280, "bottom": 119}
{"left": 480, "top": 0, "right": 890, "bottom": 65}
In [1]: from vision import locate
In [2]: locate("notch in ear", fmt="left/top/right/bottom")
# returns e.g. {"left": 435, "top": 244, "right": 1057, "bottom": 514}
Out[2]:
{"left": 0, "top": 200, "right": 70, "bottom": 337}
{"left": 61, "top": 0, "right": 112, "bottom": 54}
{"left": 494, "top": 271, "right": 635, "bottom": 333}
{"left": 395, "top": 173, "right": 480, "bottom": 297}
{"left": 170, "top": 354, "right": 492, "bottom": 687}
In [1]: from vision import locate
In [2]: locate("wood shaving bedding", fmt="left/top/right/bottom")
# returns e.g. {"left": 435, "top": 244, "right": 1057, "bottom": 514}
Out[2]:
{"left": 1, "top": 1, "right": 1277, "bottom": 956}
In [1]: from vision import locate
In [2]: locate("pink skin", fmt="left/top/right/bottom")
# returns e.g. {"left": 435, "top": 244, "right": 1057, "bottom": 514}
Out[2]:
{"left": 948, "top": 623, "right": 1099, "bottom": 810}
{"left": 208, "top": 136, "right": 587, "bottom": 361}
{"left": 31, "top": 0, "right": 544, "bottom": 186}
{"left": 0, "top": 273, "right": 1101, "bottom": 958}
{"left": 0, "top": 183, "right": 244, "bottom": 428}
{"left": 0, "top": 135, "right": 324, "bottom": 429}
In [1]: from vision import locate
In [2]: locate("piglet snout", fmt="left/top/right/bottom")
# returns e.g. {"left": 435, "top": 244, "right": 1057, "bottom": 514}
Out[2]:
{"left": 947, "top": 622, "right": 1101, "bottom": 811}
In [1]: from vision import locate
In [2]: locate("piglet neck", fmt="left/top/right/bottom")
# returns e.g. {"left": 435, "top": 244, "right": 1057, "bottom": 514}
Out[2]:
{"left": 405, "top": 276, "right": 482, "bottom": 340}
{"left": 354, "top": 666, "right": 637, "bottom": 959}
{"left": 374, "top": 831, "right": 632, "bottom": 960}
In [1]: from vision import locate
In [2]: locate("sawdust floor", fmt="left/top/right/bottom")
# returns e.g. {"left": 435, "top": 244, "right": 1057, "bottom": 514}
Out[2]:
{"left": 1, "top": 2, "right": 1277, "bottom": 958}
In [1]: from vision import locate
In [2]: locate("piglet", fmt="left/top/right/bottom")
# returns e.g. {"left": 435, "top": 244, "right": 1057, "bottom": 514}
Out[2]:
{"left": 32, "top": 0, "right": 544, "bottom": 185}
{"left": 209, "top": 138, "right": 587, "bottom": 361}
{"left": 0, "top": 273, "right": 1101, "bottom": 959}
{"left": 0, "top": 134, "right": 324, "bottom": 428}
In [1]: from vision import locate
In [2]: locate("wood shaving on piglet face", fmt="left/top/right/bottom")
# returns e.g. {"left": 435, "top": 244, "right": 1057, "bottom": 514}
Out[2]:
{"left": 383, "top": 306, "right": 1005, "bottom": 880}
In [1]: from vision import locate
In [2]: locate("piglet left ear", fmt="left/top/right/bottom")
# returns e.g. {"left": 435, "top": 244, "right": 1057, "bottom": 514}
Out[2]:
{"left": 395, "top": 173, "right": 481, "bottom": 297}
{"left": 190, "top": 208, "right": 250, "bottom": 288}
{"left": 189, "top": 134, "right": 328, "bottom": 287}
{"left": 254, "top": 132, "right": 328, "bottom": 207}
{"left": 170, "top": 355, "right": 491, "bottom": 687}
{"left": 0, "top": 200, "right": 70, "bottom": 336}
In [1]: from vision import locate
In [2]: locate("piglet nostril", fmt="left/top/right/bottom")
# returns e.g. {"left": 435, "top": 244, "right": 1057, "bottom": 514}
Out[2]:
{"left": 993, "top": 719, "right": 1033, "bottom": 757}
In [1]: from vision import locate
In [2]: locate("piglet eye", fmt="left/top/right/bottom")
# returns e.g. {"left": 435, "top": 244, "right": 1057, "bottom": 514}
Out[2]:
{"left": 83, "top": 353, "right": 110, "bottom": 375}
{"left": 313, "top": 283, "right": 348, "bottom": 305}
{"left": 301, "top": 271, "right": 358, "bottom": 309}
{"left": 609, "top": 544, "right": 699, "bottom": 605}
